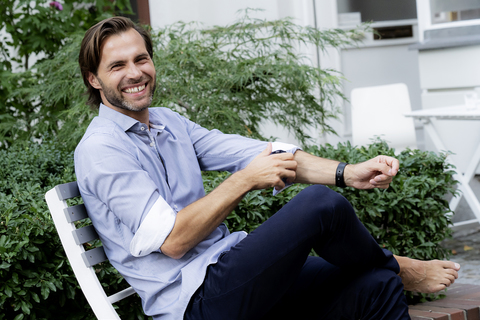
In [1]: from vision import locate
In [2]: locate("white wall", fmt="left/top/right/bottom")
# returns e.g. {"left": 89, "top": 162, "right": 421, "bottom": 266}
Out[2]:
{"left": 150, "top": 0, "right": 281, "bottom": 29}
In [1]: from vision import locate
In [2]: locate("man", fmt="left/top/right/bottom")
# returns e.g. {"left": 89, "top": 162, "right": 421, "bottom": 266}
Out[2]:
{"left": 75, "top": 16, "right": 460, "bottom": 319}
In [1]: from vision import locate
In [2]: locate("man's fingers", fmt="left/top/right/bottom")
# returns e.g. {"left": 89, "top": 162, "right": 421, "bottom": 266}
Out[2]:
{"left": 282, "top": 165, "right": 297, "bottom": 183}
{"left": 376, "top": 156, "right": 399, "bottom": 176}
{"left": 369, "top": 173, "right": 394, "bottom": 189}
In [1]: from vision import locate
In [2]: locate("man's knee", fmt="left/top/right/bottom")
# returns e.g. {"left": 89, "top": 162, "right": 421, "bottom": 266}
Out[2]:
{"left": 292, "top": 185, "right": 355, "bottom": 221}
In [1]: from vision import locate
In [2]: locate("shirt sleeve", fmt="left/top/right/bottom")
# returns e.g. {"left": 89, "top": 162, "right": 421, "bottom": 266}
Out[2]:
{"left": 177, "top": 112, "right": 301, "bottom": 194}
{"left": 178, "top": 114, "right": 301, "bottom": 173}
{"left": 75, "top": 132, "right": 176, "bottom": 257}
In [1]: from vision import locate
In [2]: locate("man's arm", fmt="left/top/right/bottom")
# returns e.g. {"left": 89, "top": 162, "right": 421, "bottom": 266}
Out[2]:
{"left": 161, "top": 144, "right": 399, "bottom": 259}
{"left": 160, "top": 143, "right": 297, "bottom": 259}
{"left": 293, "top": 150, "right": 399, "bottom": 189}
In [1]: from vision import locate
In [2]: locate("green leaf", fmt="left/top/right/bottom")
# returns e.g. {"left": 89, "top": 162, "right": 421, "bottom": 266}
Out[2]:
{"left": 21, "top": 301, "right": 30, "bottom": 315}
{"left": 40, "top": 285, "right": 50, "bottom": 300}
{"left": 0, "top": 262, "right": 11, "bottom": 270}
{"left": 4, "top": 286, "right": 12, "bottom": 297}
{"left": 31, "top": 292, "right": 40, "bottom": 303}
{"left": 46, "top": 281, "right": 56, "bottom": 292}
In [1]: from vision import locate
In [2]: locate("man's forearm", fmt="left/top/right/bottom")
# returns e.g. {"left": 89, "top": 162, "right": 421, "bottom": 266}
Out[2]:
{"left": 293, "top": 150, "right": 339, "bottom": 185}
{"left": 160, "top": 171, "right": 251, "bottom": 259}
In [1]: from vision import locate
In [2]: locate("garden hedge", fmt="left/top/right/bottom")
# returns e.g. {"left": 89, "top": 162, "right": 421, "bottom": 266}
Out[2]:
{"left": 0, "top": 139, "right": 457, "bottom": 318}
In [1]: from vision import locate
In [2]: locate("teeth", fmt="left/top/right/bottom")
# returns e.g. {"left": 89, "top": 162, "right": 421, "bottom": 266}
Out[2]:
{"left": 124, "top": 84, "right": 145, "bottom": 93}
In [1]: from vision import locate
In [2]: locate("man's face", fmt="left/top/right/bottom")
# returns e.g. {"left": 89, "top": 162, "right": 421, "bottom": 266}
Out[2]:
{"left": 88, "top": 28, "right": 156, "bottom": 113}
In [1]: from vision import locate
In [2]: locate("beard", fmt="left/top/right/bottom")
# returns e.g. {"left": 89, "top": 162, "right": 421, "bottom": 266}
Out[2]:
{"left": 97, "top": 75, "right": 156, "bottom": 112}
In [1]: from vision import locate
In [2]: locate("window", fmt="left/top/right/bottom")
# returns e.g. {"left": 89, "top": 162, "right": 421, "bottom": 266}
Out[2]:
{"left": 430, "top": 0, "right": 480, "bottom": 25}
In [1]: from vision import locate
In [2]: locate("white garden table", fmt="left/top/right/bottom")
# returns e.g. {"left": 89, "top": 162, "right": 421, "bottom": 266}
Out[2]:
{"left": 405, "top": 105, "right": 480, "bottom": 226}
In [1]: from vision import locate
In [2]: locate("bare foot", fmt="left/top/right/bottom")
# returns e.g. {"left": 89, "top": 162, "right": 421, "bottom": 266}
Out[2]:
{"left": 394, "top": 256, "right": 460, "bottom": 293}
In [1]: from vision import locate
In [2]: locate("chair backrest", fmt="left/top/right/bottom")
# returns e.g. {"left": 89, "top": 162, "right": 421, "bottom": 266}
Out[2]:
{"left": 45, "top": 181, "right": 136, "bottom": 320}
{"left": 351, "top": 83, "right": 417, "bottom": 153}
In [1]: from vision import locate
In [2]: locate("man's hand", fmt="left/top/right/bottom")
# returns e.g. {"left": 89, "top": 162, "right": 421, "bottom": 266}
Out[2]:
{"left": 241, "top": 143, "right": 297, "bottom": 191}
{"left": 344, "top": 155, "right": 399, "bottom": 190}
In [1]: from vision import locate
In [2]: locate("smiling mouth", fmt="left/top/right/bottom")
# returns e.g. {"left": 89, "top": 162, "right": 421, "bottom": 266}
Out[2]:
{"left": 123, "top": 83, "right": 146, "bottom": 94}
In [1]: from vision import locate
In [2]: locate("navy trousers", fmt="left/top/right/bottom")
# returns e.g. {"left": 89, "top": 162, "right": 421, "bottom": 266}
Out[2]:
{"left": 184, "top": 185, "right": 410, "bottom": 320}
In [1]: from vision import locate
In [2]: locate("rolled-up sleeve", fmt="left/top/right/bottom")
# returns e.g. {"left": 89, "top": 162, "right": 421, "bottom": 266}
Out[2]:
{"left": 130, "top": 196, "right": 176, "bottom": 257}
{"left": 75, "top": 132, "right": 176, "bottom": 256}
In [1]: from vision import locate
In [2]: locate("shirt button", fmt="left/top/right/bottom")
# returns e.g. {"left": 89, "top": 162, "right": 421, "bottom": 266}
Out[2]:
{"left": 174, "top": 205, "right": 178, "bottom": 210}
{"left": 140, "top": 126, "right": 145, "bottom": 131}
{"left": 150, "top": 142, "right": 154, "bottom": 147}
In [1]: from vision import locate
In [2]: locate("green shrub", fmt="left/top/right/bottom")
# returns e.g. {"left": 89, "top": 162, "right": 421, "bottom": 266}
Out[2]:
{"left": 0, "top": 138, "right": 456, "bottom": 318}
{"left": 11, "top": 11, "right": 369, "bottom": 151}
{"left": 0, "top": 0, "right": 132, "bottom": 148}
{"left": 0, "top": 140, "right": 147, "bottom": 320}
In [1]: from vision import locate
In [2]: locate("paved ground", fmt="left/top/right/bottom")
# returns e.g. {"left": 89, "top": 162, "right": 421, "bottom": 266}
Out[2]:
{"left": 442, "top": 224, "right": 480, "bottom": 286}
{"left": 442, "top": 175, "right": 480, "bottom": 285}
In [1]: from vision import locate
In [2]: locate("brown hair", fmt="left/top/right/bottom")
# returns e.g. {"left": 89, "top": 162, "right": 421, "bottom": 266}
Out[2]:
{"left": 79, "top": 16, "right": 154, "bottom": 108}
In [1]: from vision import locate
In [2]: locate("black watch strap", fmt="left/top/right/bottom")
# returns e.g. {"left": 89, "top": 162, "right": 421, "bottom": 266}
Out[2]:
{"left": 335, "top": 162, "right": 348, "bottom": 188}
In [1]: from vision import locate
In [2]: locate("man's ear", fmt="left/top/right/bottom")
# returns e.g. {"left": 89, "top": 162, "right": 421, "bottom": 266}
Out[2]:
{"left": 88, "top": 72, "right": 102, "bottom": 90}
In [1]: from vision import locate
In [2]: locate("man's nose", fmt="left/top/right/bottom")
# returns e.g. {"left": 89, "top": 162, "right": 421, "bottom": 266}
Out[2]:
{"left": 126, "top": 62, "right": 142, "bottom": 79}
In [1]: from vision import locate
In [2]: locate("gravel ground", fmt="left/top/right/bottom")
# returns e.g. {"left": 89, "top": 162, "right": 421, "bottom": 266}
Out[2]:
{"left": 442, "top": 225, "right": 480, "bottom": 285}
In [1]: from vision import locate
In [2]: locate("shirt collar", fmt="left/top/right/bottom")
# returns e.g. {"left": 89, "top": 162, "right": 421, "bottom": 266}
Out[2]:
{"left": 149, "top": 111, "right": 166, "bottom": 131}
{"left": 98, "top": 103, "right": 166, "bottom": 132}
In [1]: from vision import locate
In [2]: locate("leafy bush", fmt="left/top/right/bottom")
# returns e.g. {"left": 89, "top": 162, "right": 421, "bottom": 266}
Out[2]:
{"left": 0, "top": 138, "right": 456, "bottom": 318}
{"left": 11, "top": 11, "right": 369, "bottom": 151}
{"left": 151, "top": 11, "right": 368, "bottom": 144}
{"left": 0, "top": 0, "right": 132, "bottom": 148}
{"left": 0, "top": 140, "right": 147, "bottom": 320}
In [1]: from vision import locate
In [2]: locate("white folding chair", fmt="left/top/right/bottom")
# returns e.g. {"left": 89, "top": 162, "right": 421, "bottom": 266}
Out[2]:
{"left": 351, "top": 83, "right": 417, "bottom": 153}
{"left": 45, "top": 181, "right": 136, "bottom": 320}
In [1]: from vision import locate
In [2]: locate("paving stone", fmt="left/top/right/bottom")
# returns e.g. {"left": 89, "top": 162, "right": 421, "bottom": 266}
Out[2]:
{"left": 409, "top": 309, "right": 451, "bottom": 320}
{"left": 409, "top": 305, "right": 465, "bottom": 320}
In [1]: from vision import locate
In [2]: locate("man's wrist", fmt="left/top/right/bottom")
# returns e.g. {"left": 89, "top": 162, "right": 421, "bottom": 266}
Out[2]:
{"left": 230, "top": 169, "right": 256, "bottom": 193}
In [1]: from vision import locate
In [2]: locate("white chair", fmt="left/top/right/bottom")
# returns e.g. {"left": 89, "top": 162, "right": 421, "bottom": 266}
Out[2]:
{"left": 351, "top": 83, "right": 417, "bottom": 153}
{"left": 45, "top": 181, "right": 136, "bottom": 320}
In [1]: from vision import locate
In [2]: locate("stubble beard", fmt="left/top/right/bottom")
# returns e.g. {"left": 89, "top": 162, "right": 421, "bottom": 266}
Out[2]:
{"left": 98, "top": 76, "right": 156, "bottom": 112}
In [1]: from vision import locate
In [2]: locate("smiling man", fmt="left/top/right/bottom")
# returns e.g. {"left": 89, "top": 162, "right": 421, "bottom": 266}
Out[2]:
{"left": 75, "top": 17, "right": 460, "bottom": 320}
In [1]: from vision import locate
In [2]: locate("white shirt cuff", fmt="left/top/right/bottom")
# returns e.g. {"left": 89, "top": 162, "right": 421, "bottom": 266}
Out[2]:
{"left": 271, "top": 141, "right": 301, "bottom": 155}
{"left": 271, "top": 142, "right": 302, "bottom": 195}
{"left": 129, "top": 196, "right": 176, "bottom": 257}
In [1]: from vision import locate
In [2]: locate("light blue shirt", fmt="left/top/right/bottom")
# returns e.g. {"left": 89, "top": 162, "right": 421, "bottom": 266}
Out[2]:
{"left": 74, "top": 104, "right": 299, "bottom": 319}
